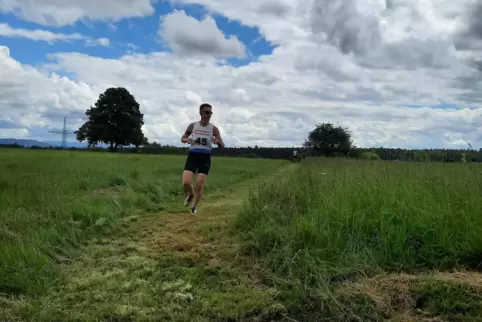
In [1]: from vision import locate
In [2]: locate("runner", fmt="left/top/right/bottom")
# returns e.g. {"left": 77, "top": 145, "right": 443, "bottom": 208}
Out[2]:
{"left": 180, "top": 103, "right": 225, "bottom": 214}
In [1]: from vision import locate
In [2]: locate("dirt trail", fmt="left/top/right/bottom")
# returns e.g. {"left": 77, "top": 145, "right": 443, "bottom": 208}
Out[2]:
{"left": 2, "top": 164, "right": 297, "bottom": 322}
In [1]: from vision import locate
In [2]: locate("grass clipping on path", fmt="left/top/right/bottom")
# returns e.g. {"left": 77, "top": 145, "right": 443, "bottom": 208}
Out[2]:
{"left": 236, "top": 158, "right": 482, "bottom": 320}
{"left": 5, "top": 206, "right": 285, "bottom": 322}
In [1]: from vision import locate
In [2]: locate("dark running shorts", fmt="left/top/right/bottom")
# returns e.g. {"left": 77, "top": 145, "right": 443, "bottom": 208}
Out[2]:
{"left": 184, "top": 151, "right": 211, "bottom": 175}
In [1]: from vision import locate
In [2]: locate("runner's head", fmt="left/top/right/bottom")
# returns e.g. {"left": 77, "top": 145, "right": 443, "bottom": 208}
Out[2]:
{"left": 199, "top": 103, "right": 213, "bottom": 122}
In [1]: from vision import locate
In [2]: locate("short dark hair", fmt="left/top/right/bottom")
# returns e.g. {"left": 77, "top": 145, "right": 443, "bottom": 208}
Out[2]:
{"left": 200, "top": 103, "right": 212, "bottom": 111}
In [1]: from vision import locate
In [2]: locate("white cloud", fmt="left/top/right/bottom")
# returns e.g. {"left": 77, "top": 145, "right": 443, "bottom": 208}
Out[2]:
{"left": 0, "top": 41, "right": 481, "bottom": 149}
{"left": 85, "top": 37, "right": 110, "bottom": 47}
{"left": 0, "top": 0, "right": 156, "bottom": 26}
{"left": 159, "top": 10, "right": 246, "bottom": 59}
{"left": 0, "top": 23, "right": 85, "bottom": 43}
{"left": 185, "top": 90, "right": 203, "bottom": 106}
{"left": 0, "top": 128, "right": 29, "bottom": 138}
{"left": 170, "top": 0, "right": 309, "bottom": 46}
{"left": 0, "top": 46, "right": 98, "bottom": 131}
{"left": 0, "top": 23, "right": 110, "bottom": 47}
{"left": 2, "top": 0, "right": 482, "bottom": 149}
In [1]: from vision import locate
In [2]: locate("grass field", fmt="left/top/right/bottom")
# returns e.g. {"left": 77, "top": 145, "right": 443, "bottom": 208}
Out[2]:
{"left": 2, "top": 149, "right": 482, "bottom": 321}
{"left": 237, "top": 157, "right": 482, "bottom": 320}
{"left": 0, "top": 149, "right": 287, "bottom": 296}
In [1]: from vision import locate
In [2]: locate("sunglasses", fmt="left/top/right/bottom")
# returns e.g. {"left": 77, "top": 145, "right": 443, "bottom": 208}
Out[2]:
{"left": 203, "top": 111, "right": 213, "bottom": 115}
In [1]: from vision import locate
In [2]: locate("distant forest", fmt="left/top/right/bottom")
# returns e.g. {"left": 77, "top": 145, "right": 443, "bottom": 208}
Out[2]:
{"left": 1, "top": 142, "right": 479, "bottom": 163}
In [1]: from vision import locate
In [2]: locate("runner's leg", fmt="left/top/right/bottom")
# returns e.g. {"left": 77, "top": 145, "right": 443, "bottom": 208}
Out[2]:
{"left": 190, "top": 154, "right": 210, "bottom": 213}
{"left": 182, "top": 152, "right": 196, "bottom": 206}
{"left": 182, "top": 170, "right": 195, "bottom": 205}
{"left": 191, "top": 173, "right": 207, "bottom": 210}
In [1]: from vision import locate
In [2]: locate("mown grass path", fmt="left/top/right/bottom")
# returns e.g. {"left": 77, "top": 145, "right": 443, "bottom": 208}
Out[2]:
{"left": 2, "top": 164, "right": 298, "bottom": 322}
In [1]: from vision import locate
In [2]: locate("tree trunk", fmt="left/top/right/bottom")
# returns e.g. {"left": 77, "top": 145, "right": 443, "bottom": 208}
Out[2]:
{"left": 109, "top": 142, "right": 118, "bottom": 152}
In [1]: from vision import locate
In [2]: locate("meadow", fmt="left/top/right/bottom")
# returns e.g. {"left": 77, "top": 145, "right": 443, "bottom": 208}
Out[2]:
{"left": 2, "top": 148, "right": 482, "bottom": 321}
{"left": 237, "top": 157, "right": 482, "bottom": 320}
{"left": 0, "top": 149, "right": 287, "bottom": 295}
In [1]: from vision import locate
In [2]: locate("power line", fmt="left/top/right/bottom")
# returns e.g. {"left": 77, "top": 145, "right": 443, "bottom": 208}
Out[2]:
{"left": 49, "top": 116, "right": 75, "bottom": 148}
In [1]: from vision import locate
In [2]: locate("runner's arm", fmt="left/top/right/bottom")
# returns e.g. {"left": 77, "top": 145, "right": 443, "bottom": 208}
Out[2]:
{"left": 181, "top": 123, "right": 194, "bottom": 144}
{"left": 213, "top": 126, "right": 225, "bottom": 148}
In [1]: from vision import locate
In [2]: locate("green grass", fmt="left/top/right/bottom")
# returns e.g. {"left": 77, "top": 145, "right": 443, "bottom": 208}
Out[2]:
{"left": 0, "top": 148, "right": 287, "bottom": 296}
{"left": 5, "top": 149, "right": 482, "bottom": 321}
{"left": 236, "top": 157, "right": 482, "bottom": 320}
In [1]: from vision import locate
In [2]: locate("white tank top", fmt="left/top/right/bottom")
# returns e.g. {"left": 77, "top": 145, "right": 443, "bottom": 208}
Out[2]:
{"left": 189, "top": 122, "right": 214, "bottom": 154}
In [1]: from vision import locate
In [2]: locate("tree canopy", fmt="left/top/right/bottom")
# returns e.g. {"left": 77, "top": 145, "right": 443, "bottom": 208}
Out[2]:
{"left": 76, "top": 87, "right": 148, "bottom": 151}
{"left": 303, "top": 123, "right": 352, "bottom": 156}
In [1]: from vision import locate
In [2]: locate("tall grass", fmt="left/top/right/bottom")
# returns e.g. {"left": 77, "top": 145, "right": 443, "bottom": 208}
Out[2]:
{"left": 236, "top": 158, "right": 482, "bottom": 289}
{"left": 0, "top": 149, "right": 287, "bottom": 294}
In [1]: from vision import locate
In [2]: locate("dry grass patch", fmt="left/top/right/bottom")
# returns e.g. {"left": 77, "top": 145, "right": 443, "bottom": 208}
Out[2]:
{"left": 336, "top": 271, "right": 482, "bottom": 321}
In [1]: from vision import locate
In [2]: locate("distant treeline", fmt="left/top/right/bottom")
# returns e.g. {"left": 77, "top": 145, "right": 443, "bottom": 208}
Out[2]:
{"left": 1, "top": 142, "right": 480, "bottom": 163}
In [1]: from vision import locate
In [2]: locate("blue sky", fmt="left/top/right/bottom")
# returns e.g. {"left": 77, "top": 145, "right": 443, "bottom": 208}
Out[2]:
{"left": 0, "top": 1, "right": 275, "bottom": 67}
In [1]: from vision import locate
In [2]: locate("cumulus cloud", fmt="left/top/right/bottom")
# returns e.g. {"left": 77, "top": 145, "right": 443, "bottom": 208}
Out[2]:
{"left": 159, "top": 10, "right": 246, "bottom": 59}
{"left": 0, "top": 23, "right": 110, "bottom": 47}
{"left": 0, "top": 41, "right": 480, "bottom": 149}
{"left": 0, "top": 46, "right": 98, "bottom": 133}
{"left": 308, "top": 0, "right": 467, "bottom": 71}
{"left": 169, "top": 0, "right": 308, "bottom": 45}
{"left": 0, "top": 0, "right": 156, "bottom": 26}
{"left": 1, "top": 0, "right": 482, "bottom": 149}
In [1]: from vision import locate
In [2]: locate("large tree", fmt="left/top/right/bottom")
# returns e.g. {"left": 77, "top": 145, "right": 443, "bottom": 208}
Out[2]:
{"left": 76, "top": 87, "right": 148, "bottom": 151}
{"left": 303, "top": 122, "right": 352, "bottom": 156}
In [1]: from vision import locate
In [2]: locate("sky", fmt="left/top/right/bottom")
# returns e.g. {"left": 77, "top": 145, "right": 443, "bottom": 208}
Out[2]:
{"left": 1, "top": 0, "right": 482, "bottom": 149}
